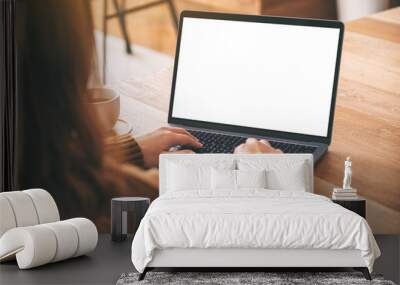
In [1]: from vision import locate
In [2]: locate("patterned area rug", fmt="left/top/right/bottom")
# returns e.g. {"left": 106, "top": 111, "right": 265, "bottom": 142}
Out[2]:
{"left": 117, "top": 272, "right": 395, "bottom": 285}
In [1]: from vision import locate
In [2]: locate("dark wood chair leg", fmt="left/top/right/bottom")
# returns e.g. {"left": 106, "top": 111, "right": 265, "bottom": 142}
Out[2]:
{"left": 138, "top": 268, "right": 148, "bottom": 281}
{"left": 354, "top": 267, "right": 372, "bottom": 280}
{"left": 166, "top": 0, "right": 178, "bottom": 30}
{"left": 112, "top": 0, "right": 133, "bottom": 54}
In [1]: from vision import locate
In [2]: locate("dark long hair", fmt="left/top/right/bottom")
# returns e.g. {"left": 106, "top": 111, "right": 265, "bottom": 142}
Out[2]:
{"left": 16, "top": 0, "right": 105, "bottom": 219}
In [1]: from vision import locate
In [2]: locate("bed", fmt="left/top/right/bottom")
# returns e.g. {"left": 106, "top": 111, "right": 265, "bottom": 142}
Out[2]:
{"left": 131, "top": 154, "right": 380, "bottom": 280}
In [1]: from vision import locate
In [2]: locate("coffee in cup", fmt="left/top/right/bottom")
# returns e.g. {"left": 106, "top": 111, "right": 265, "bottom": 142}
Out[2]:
{"left": 87, "top": 87, "right": 120, "bottom": 132}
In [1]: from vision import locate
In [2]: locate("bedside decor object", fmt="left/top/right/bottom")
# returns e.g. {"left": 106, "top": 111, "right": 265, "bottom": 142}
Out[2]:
{"left": 0, "top": 189, "right": 98, "bottom": 269}
{"left": 111, "top": 197, "right": 150, "bottom": 242}
{"left": 332, "top": 157, "right": 358, "bottom": 200}
{"left": 343, "top": 156, "right": 352, "bottom": 190}
{"left": 332, "top": 188, "right": 358, "bottom": 200}
{"left": 332, "top": 197, "right": 366, "bottom": 218}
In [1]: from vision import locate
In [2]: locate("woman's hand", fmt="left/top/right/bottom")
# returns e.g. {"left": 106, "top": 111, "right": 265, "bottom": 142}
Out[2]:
{"left": 136, "top": 127, "right": 202, "bottom": 168}
{"left": 234, "top": 138, "right": 283, "bottom": 154}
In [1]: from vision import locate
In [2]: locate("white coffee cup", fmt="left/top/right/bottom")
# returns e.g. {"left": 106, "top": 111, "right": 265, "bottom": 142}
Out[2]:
{"left": 87, "top": 88, "right": 120, "bottom": 132}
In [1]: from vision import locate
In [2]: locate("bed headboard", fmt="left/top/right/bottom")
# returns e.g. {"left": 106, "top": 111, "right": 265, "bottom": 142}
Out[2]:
{"left": 159, "top": 154, "right": 314, "bottom": 195}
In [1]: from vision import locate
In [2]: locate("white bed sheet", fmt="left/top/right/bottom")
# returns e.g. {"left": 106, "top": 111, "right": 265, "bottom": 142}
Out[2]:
{"left": 131, "top": 190, "right": 380, "bottom": 273}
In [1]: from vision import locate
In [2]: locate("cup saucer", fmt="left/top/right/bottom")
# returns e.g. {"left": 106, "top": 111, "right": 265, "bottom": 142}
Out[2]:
{"left": 105, "top": 119, "right": 132, "bottom": 138}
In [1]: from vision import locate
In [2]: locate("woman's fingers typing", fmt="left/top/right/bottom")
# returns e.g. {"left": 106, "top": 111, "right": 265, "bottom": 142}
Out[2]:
{"left": 161, "top": 127, "right": 200, "bottom": 142}
{"left": 166, "top": 133, "right": 203, "bottom": 148}
{"left": 234, "top": 138, "right": 282, "bottom": 154}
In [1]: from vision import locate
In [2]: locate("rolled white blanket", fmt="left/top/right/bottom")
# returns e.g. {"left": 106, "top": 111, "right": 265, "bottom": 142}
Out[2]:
{"left": 0, "top": 218, "right": 98, "bottom": 269}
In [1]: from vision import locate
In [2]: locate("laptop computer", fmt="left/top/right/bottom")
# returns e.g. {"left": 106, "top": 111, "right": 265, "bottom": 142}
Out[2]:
{"left": 168, "top": 11, "right": 344, "bottom": 163}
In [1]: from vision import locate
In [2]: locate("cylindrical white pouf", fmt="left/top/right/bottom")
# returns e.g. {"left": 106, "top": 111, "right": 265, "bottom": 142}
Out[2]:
{"left": 1, "top": 192, "right": 39, "bottom": 227}
{"left": 0, "top": 196, "right": 17, "bottom": 237}
{"left": 65, "top": 218, "right": 98, "bottom": 257}
{"left": 42, "top": 221, "right": 79, "bottom": 262}
{"left": 0, "top": 226, "right": 57, "bottom": 269}
{"left": 23, "top": 189, "right": 60, "bottom": 224}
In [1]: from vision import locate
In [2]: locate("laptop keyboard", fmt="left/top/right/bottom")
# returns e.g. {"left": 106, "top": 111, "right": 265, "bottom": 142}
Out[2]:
{"left": 183, "top": 130, "right": 316, "bottom": 154}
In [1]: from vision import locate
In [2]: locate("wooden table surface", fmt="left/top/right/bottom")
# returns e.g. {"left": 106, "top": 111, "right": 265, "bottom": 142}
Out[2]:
{"left": 114, "top": 8, "right": 400, "bottom": 234}
{"left": 315, "top": 7, "right": 400, "bottom": 234}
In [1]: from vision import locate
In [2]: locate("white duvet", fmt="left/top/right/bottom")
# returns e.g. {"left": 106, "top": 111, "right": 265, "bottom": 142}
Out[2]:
{"left": 131, "top": 190, "right": 380, "bottom": 273}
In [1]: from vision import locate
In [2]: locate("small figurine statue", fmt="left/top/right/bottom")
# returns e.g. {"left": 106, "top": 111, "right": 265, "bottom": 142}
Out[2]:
{"left": 343, "top": 157, "right": 352, "bottom": 190}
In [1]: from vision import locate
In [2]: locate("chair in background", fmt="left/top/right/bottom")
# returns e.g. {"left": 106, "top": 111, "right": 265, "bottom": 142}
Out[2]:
{"left": 0, "top": 189, "right": 98, "bottom": 269}
{"left": 102, "top": 0, "right": 179, "bottom": 83}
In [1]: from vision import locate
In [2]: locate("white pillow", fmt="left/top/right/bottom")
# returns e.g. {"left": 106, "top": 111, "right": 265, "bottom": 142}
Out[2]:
{"left": 211, "top": 169, "right": 268, "bottom": 190}
{"left": 167, "top": 163, "right": 210, "bottom": 191}
{"left": 237, "top": 159, "right": 309, "bottom": 191}
{"left": 166, "top": 160, "right": 236, "bottom": 191}
{"left": 211, "top": 168, "right": 236, "bottom": 190}
{"left": 236, "top": 169, "right": 267, "bottom": 189}
{"left": 266, "top": 165, "right": 307, "bottom": 191}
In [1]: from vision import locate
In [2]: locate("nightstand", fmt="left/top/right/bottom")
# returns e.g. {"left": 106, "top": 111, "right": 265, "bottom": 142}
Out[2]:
{"left": 111, "top": 197, "right": 150, "bottom": 242}
{"left": 332, "top": 197, "right": 366, "bottom": 218}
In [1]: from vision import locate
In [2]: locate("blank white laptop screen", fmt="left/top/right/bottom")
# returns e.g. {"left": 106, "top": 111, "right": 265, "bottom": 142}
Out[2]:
{"left": 171, "top": 18, "right": 341, "bottom": 137}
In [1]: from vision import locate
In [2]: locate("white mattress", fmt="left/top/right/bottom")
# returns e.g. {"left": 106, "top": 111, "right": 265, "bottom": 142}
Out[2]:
{"left": 131, "top": 190, "right": 380, "bottom": 273}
